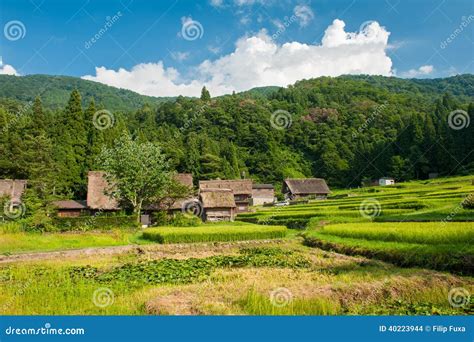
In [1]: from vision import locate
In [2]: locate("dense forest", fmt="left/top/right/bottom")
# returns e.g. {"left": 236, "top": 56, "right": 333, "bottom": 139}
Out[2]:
{"left": 0, "top": 74, "right": 473, "bottom": 201}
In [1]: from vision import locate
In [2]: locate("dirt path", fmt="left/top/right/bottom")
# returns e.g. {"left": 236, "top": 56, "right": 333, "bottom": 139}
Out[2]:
{"left": 0, "top": 239, "right": 287, "bottom": 264}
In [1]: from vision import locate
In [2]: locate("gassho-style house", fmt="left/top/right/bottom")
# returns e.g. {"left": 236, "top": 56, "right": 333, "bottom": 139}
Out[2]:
{"left": 1, "top": 175, "right": 331, "bottom": 223}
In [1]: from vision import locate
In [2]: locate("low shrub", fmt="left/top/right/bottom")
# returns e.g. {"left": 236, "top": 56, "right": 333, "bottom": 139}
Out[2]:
{"left": 153, "top": 212, "right": 201, "bottom": 227}
{"left": 462, "top": 194, "right": 474, "bottom": 209}
{"left": 53, "top": 215, "right": 138, "bottom": 231}
{"left": 142, "top": 224, "right": 287, "bottom": 243}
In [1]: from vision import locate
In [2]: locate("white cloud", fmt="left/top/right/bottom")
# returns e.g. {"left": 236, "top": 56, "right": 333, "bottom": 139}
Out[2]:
{"left": 170, "top": 51, "right": 190, "bottom": 62}
{"left": 210, "top": 0, "right": 224, "bottom": 7}
{"left": 82, "top": 19, "right": 393, "bottom": 97}
{"left": 208, "top": 45, "right": 222, "bottom": 54}
{"left": 293, "top": 5, "right": 314, "bottom": 27}
{"left": 401, "top": 64, "right": 434, "bottom": 78}
{"left": 0, "top": 64, "right": 18, "bottom": 75}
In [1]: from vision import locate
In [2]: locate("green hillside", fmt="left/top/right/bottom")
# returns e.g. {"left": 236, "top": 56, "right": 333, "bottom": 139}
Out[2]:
{"left": 0, "top": 74, "right": 171, "bottom": 111}
{"left": 0, "top": 74, "right": 473, "bottom": 198}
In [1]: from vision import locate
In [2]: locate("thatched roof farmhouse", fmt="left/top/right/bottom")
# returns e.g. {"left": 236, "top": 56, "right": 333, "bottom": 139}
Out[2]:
{"left": 283, "top": 178, "right": 330, "bottom": 199}
{"left": 199, "top": 188, "right": 236, "bottom": 221}
{"left": 87, "top": 171, "right": 120, "bottom": 210}
{"left": 199, "top": 179, "right": 252, "bottom": 212}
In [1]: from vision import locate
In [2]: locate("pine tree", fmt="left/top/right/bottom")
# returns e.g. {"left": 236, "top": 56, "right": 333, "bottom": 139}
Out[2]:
{"left": 30, "top": 96, "right": 47, "bottom": 135}
{"left": 54, "top": 89, "right": 87, "bottom": 196}
{"left": 84, "top": 99, "right": 105, "bottom": 170}
{"left": 200, "top": 86, "right": 211, "bottom": 102}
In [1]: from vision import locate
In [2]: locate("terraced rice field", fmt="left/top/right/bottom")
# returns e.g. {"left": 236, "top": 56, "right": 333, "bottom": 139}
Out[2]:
{"left": 238, "top": 175, "right": 474, "bottom": 227}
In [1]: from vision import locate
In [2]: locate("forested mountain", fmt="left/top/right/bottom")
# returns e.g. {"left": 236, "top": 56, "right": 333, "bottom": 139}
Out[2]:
{"left": 0, "top": 74, "right": 473, "bottom": 198}
{"left": 0, "top": 74, "right": 171, "bottom": 111}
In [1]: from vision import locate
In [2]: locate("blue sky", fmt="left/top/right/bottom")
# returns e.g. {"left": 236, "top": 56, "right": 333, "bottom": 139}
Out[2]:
{"left": 0, "top": 0, "right": 473, "bottom": 96}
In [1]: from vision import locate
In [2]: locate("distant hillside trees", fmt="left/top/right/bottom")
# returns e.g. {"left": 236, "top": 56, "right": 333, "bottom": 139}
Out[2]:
{"left": 0, "top": 75, "right": 472, "bottom": 199}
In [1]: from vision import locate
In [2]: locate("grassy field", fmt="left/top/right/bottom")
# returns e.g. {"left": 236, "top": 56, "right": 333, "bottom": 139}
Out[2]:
{"left": 0, "top": 175, "right": 472, "bottom": 315}
{"left": 0, "top": 229, "right": 138, "bottom": 255}
{"left": 0, "top": 242, "right": 472, "bottom": 315}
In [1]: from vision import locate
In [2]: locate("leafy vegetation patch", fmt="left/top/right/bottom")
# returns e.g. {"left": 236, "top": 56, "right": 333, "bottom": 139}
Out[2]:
{"left": 68, "top": 247, "right": 310, "bottom": 286}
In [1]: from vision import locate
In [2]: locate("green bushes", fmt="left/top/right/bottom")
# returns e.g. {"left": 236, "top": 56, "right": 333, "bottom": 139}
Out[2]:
{"left": 152, "top": 212, "right": 201, "bottom": 227}
{"left": 53, "top": 215, "right": 137, "bottom": 231}
{"left": 462, "top": 194, "right": 474, "bottom": 209}
{"left": 142, "top": 223, "right": 288, "bottom": 244}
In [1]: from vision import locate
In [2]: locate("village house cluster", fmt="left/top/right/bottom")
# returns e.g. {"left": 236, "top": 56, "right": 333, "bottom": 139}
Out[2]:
{"left": 0, "top": 173, "right": 333, "bottom": 223}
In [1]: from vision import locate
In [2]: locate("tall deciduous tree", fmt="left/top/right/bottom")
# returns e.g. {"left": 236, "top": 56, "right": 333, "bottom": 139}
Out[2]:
{"left": 98, "top": 134, "right": 173, "bottom": 222}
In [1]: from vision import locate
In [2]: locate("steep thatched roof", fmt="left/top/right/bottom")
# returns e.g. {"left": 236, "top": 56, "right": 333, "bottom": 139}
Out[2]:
{"left": 53, "top": 200, "right": 87, "bottom": 210}
{"left": 253, "top": 184, "right": 274, "bottom": 189}
{"left": 175, "top": 173, "right": 193, "bottom": 188}
{"left": 87, "top": 171, "right": 119, "bottom": 210}
{"left": 87, "top": 171, "right": 194, "bottom": 210}
{"left": 199, "top": 179, "right": 252, "bottom": 195}
{"left": 284, "top": 178, "right": 330, "bottom": 195}
{"left": 200, "top": 189, "right": 236, "bottom": 208}
{"left": 0, "top": 179, "right": 27, "bottom": 201}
